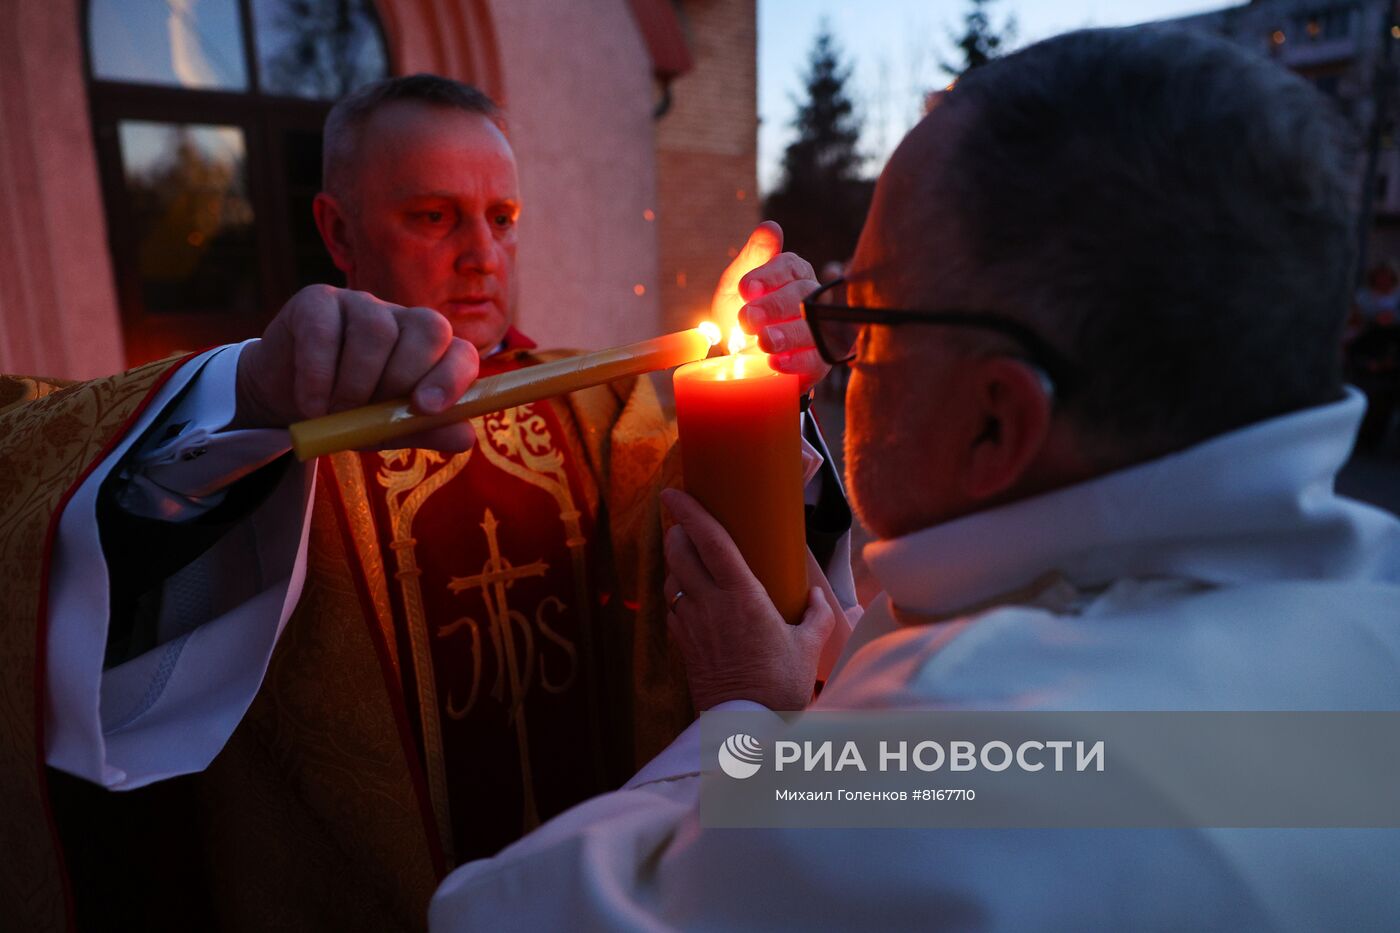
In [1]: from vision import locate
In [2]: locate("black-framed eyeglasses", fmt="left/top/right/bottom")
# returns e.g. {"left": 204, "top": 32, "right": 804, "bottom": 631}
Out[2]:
{"left": 802, "top": 276, "right": 1078, "bottom": 394}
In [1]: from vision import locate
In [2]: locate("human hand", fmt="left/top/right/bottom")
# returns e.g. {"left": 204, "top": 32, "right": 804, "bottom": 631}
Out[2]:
{"left": 712, "top": 221, "right": 832, "bottom": 395}
{"left": 661, "top": 488, "right": 835, "bottom": 711}
{"left": 233, "top": 284, "right": 479, "bottom": 450}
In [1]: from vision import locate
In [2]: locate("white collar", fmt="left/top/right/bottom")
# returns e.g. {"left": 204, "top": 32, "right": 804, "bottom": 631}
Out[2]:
{"left": 864, "top": 387, "right": 1399, "bottom": 617}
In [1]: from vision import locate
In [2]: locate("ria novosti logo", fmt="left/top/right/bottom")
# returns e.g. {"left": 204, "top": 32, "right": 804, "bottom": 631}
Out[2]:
{"left": 718, "top": 733, "right": 764, "bottom": 779}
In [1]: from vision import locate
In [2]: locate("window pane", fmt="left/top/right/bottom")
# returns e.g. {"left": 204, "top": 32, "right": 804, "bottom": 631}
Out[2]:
{"left": 117, "top": 121, "right": 259, "bottom": 315}
{"left": 89, "top": 0, "right": 249, "bottom": 90}
{"left": 253, "top": 0, "right": 389, "bottom": 100}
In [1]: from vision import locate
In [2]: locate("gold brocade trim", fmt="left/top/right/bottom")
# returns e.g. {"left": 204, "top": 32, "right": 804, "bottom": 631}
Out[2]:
{"left": 0, "top": 374, "right": 71, "bottom": 416}
{"left": 0, "top": 356, "right": 187, "bottom": 931}
{"left": 329, "top": 453, "right": 398, "bottom": 674}
{"left": 376, "top": 447, "right": 475, "bottom": 866}
{"left": 473, "top": 401, "right": 603, "bottom": 805}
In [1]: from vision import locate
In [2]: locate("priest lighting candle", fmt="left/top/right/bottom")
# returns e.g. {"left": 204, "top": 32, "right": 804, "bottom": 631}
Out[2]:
{"left": 673, "top": 329, "right": 808, "bottom": 624}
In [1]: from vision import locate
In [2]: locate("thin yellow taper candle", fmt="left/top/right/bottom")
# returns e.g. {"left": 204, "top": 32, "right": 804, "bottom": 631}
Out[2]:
{"left": 289, "top": 328, "right": 715, "bottom": 460}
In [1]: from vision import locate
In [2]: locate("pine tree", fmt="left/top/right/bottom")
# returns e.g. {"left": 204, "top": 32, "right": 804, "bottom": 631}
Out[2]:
{"left": 942, "top": 0, "right": 1016, "bottom": 78}
{"left": 764, "top": 25, "right": 872, "bottom": 273}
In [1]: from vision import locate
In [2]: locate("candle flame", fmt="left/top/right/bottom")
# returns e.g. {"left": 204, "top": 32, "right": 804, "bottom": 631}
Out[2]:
{"left": 697, "top": 321, "right": 723, "bottom": 347}
{"left": 710, "top": 225, "right": 782, "bottom": 345}
{"left": 727, "top": 326, "right": 748, "bottom": 355}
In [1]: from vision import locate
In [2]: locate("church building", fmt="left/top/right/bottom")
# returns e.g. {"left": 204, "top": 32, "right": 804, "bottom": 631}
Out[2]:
{"left": 0, "top": 0, "right": 759, "bottom": 377}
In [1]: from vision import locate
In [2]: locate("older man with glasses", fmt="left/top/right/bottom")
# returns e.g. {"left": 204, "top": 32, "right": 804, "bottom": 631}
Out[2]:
{"left": 431, "top": 26, "right": 1400, "bottom": 930}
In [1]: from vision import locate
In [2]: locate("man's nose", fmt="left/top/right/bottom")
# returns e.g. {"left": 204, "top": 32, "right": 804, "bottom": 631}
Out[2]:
{"left": 453, "top": 217, "right": 499, "bottom": 274}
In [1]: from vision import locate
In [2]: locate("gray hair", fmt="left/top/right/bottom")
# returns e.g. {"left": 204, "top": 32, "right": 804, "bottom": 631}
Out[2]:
{"left": 322, "top": 73, "right": 504, "bottom": 204}
{"left": 939, "top": 27, "right": 1355, "bottom": 457}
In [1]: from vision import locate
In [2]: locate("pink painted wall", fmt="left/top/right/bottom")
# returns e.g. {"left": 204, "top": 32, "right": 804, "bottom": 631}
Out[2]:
{"left": 482, "top": 0, "right": 662, "bottom": 351}
{"left": 0, "top": 0, "right": 126, "bottom": 379}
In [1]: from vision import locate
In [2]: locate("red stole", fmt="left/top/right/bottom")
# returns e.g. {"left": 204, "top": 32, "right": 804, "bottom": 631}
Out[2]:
{"left": 357, "top": 330, "right": 620, "bottom": 863}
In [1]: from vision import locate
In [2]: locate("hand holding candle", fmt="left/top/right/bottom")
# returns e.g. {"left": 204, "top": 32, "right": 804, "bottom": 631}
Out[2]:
{"left": 668, "top": 223, "right": 826, "bottom": 624}
{"left": 661, "top": 487, "right": 835, "bottom": 711}
{"left": 233, "top": 286, "right": 483, "bottom": 452}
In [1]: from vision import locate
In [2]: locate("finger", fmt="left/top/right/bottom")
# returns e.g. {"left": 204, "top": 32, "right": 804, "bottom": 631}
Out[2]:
{"left": 662, "top": 573, "right": 695, "bottom": 623}
{"left": 289, "top": 287, "right": 346, "bottom": 418}
{"left": 663, "top": 522, "right": 715, "bottom": 595}
{"left": 741, "top": 279, "right": 817, "bottom": 333}
{"left": 739, "top": 252, "right": 816, "bottom": 302}
{"left": 733, "top": 221, "right": 783, "bottom": 274}
{"left": 378, "top": 306, "right": 455, "bottom": 403}
{"left": 410, "top": 337, "right": 479, "bottom": 414}
{"left": 757, "top": 318, "right": 817, "bottom": 356}
{"left": 331, "top": 295, "right": 400, "bottom": 411}
{"left": 712, "top": 222, "right": 784, "bottom": 320}
{"left": 795, "top": 587, "right": 837, "bottom": 649}
{"left": 772, "top": 344, "right": 823, "bottom": 378}
{"left": 660, "top": 488, "right": 757, "bottom": 588}
{"left": 665, "top": 608, "right": 688, "bottom": 650}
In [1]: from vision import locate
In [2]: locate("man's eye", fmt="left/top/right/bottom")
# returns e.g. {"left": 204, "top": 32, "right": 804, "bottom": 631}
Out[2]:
{"left": 492, "top": 213, "right": 514, "bottom": 229}
{"left": 410, "top": 209, "right": 449, "bottom": 226}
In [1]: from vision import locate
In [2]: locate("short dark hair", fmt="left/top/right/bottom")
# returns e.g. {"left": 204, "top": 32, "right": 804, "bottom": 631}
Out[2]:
{"left": 941, "top": 27, "right": 1355, "bottom": 456}
{"left": 322, "top": 73, "right": 504, "bottom": 200}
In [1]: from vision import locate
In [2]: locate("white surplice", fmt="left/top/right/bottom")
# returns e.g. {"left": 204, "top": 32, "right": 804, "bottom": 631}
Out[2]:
{"left": 44, "top": 344, "right": 316, "bottom": 788}
{"left": 430, "top": 388, "right": 1400, "bottom": 933}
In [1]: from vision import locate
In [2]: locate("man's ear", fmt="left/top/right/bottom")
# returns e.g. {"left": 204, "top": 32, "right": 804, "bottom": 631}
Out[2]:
{"left": 313, "top": 192, "right": 356, "bottom": 278}
{"left": 962, "top": 358, "right": 1053, "bottom": 501}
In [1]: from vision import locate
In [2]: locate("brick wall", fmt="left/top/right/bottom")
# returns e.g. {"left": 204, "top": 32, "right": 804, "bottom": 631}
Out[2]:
{"left": 655, "top": 0, "right": 761, "bottom": 333}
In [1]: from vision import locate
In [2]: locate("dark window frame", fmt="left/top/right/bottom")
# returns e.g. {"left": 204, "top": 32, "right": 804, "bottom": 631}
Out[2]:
{"left": 81, "top": 0, "right": 391, "bottom": 364}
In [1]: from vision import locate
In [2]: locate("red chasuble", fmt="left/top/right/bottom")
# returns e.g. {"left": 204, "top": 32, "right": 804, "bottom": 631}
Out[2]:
{"left": 356, "top": 330, "right": 629, "bottom": 862}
